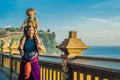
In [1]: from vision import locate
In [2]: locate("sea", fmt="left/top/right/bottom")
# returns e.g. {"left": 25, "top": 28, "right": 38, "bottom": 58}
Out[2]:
{"left": 82, "top": 46, "right": 120, "bottom": 59}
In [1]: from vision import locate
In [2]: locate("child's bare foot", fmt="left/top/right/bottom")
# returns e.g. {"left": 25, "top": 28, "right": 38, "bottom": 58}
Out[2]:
{"left": 20, "top": 50, "right": 24, "bottom": 56}
{"left": 38, "top": 50, "right": 41, "bottom": 55}
{"left": 37, "top": 44, "right": 46, "bottom": 53}
{"left": 37, "top": 44, "right": 41, "bottom": 49}
{"left": 18, "top": 45, "right": 24, "bottom": 51}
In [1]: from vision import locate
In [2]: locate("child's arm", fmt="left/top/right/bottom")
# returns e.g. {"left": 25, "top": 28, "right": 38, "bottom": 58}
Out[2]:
{"left": 20, "top": 20, "right": 27, "bottom": 31}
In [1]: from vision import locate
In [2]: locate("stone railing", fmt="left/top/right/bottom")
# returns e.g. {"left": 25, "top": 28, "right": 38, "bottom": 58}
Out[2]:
{"left": 0, "top": 53, "right": 120, "bottom": 80}
{"left": 0, "top": 31, "right": 120, "bottom": 80}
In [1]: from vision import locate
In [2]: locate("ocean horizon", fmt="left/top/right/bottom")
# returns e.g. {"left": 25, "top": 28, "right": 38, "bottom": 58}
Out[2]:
{"left": 83, "top": 46, "right": 120, "bottom": 59}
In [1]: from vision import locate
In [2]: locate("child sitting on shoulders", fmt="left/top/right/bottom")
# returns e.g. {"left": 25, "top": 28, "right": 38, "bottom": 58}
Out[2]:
{"left": 19, "top": 8, "right": 45, "bottom": 55}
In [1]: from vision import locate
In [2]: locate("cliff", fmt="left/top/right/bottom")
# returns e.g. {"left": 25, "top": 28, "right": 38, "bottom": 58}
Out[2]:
{"left": 0, "top": 27, "right": 59, "bottom": 54}
{"left": 38, "top": 30, "right": 58, "bottom": 54}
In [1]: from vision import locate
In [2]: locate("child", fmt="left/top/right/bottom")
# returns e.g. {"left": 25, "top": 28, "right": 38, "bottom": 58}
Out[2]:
{"left": 19, "top": 8, "right": 44, "bottom": 55}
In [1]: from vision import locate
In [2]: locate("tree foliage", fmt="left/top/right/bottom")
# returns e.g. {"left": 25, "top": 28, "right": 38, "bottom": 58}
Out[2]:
{"left": 38, "top": 31, "right": 58, "bottom": 54}
{"left": 0, "top": 27, "right": 59, "bottom": 54}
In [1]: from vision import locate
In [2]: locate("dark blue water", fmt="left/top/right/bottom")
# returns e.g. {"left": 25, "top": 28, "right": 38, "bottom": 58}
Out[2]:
{"left": 83, "top": 46, "right": 120, "bottom": 59}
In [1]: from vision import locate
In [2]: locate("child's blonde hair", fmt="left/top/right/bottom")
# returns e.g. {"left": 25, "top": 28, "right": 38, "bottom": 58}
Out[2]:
{"left": 26, "top": 8, "right": 36, "bottom": 16}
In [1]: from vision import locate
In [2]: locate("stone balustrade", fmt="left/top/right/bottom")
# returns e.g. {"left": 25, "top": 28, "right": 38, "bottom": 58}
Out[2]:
{"left": 0, "top": 31, "right": 120, "bottom": 80}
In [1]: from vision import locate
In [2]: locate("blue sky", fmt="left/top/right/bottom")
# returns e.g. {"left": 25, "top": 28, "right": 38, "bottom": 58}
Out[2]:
{"left": 0, "top": 0, "right": 120, "bottom": 46}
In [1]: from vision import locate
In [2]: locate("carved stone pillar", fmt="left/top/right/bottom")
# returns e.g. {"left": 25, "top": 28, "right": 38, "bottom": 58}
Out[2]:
{"left": 57, "top": 31, "right": 89, "bottom": 57}
{"left": 9, "top": 41, "right": 19, "bottom": 55}
{"left": 1, "top": 38, "right": 10, "bottom": 53}
{"left": 57, "top": 31, "right": 89, "bottom": 80}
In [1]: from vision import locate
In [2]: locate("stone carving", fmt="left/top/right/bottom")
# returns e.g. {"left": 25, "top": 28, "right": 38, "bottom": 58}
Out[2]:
{"left": 61, "top": 55, "right": 69, "bottom": 80}
{"left": 57, "top": 31, "right": 89, "bottom": 57}
{"left": 57, "top": 31, "right": 89, "bottom": 80}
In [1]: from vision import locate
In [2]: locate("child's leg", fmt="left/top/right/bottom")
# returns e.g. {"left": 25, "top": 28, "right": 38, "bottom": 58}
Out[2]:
{"left": 34, "top": 34, "right": 41, "bottom": 49}
{"left": 18, "top": 35, "right": 26, "bottom": 55}
{"left": 34, "top": 34, "right": 46, "bottom": 54}
{"left": 34, "top": 34, "right": 41, "bottom": 55}
{"left": 18, "top": 35, "right": 26, "bottom": 52}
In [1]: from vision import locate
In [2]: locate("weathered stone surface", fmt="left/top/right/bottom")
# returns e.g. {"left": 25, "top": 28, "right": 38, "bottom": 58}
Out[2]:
{"left": 9, "top": 41, "right": 19, "bottom": 55}
{"left": 57, "top": 31, "right": 89, "bottom": 57}
{"left": 1, "top": 39, "right": 10, "bottom": 53}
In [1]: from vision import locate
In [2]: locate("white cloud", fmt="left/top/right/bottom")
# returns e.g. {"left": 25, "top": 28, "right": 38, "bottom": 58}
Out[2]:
{"left": 80, "top": 29, "right": 120, "bottom": 46}
{"left": 81, "top": 17, "right": 108, "bottom": 23}
{"left": 91, "top": 2, "right": 105, "bottom": 8}
{"left": 91, "top": 0, "right": 120, "bottom": 9}
{"left": 55, "top": 17, "right": 120, "bottom": 46}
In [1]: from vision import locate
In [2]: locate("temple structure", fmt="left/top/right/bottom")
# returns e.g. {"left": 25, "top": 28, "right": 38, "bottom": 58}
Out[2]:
{"left": 57, "top": 31, "right": 89, "bottom": 57}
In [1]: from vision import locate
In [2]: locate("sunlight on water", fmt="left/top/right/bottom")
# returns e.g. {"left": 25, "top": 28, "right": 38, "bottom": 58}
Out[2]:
{"left": 83, "top": 46, "right": 120, "bottom": 58}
